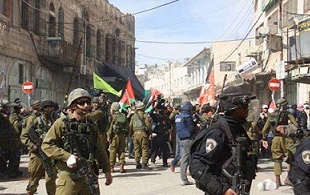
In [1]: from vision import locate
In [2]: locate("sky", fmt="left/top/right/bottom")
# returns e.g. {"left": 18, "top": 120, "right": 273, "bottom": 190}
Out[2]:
{"left": 109, "top": 0, "right": 254, "bottom": 66}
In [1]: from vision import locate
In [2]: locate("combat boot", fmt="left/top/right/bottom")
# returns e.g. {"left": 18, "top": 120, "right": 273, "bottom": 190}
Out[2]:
{"left": 136, "top": 162, "right": 142, "bottom": 170}
{"left": 110, "top": 166, "right": 115, "bottom": 173}
{"left": 275, "top": 175, "right": 282, "bottom": 188}
{"left": 119, "top": 164, "right": 126, "bottom": 173}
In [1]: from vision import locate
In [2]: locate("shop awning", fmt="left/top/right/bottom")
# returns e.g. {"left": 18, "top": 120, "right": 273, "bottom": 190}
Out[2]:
{"left": 97, "top": 63, "right": 145, "bottom": 101}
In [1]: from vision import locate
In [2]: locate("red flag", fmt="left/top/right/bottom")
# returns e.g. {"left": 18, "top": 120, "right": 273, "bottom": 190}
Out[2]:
{"left": 119, "top": 79, "right": 136, "bottom": 110}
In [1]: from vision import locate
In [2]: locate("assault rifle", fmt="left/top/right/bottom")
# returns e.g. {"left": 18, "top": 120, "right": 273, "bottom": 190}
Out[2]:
{"left": 222, "top": 137, "right": 249, "bottom": 195}
{"left": 64, "top": 130, "right": 100, "bottom": 195}
{"left": 28, "top": 128, "right": 54, "bottom": 178}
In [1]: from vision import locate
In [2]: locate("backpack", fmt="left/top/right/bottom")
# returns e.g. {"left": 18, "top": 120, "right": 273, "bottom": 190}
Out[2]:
{"left": 113, "top": 113, "right": 127, "bottom": 134}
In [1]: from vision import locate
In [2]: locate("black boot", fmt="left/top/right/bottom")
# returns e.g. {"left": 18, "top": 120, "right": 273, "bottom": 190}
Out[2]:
{"left": 136, "top": 162, "right": 142, "bottom": 170}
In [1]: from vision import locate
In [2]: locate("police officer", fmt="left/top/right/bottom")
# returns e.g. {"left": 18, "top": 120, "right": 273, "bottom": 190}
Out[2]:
{"left": 20, "top": 99, "right": 57, "bottom": 195}
{"left": 262, "top": 97, "right": 299, "bottom": 187}
{"left": 129, "top": 102, "right": 152, "bottom": 170}
{"left": 107, "top": 102, "right": 128, "bottom": 173}
{"left": 41, "top": 88, "right": 112, "bottom": 195}
{"left": 190, "top": 86, "right": 257, "bottom": 195}
{"left": 288, "top": 133, "right": 310, "bottom": 195}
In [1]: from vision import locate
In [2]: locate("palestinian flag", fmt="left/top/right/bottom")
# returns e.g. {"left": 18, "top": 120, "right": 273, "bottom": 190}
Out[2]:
{"left": 119, "top": 79, "right": 136, "bottom": 111}
{"left": 144, "top": 88, "right": 162, "bottom": 113}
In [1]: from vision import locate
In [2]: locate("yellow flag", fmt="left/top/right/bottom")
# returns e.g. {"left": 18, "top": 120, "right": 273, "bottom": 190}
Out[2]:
{"left": 93, "top": 73, "right": 121, "bottom": 97}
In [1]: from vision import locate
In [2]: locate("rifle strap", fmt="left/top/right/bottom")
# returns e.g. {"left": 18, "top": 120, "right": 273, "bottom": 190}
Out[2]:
{"left": 135, "top": 111, "right": 147, "bottom": 129}
{"left": 217, "top": 116, "right": 235, "bottom": 145}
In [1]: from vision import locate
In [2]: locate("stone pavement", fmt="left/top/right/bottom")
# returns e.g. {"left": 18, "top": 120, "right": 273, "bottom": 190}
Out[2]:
{"left": 0, "top": 155, "right": 294, "bottom": 195}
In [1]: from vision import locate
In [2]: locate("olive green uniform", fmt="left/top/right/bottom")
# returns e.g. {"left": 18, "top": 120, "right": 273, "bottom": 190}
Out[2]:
{"left": 41, "top": 113, "right": 110, "bottom": 195}
{"left": 245, "top": 121, "right": 260, "bottom": 156}
{"left": 8, "top": 112, "right": 22, "bottom": 175}
{"left": 129, "top": 110, "right": 151, "bottom": 165}
{"left": 262, "top": 109, "right": 298, "bottom": 175}
{"left": 107, "top": 112, "right": 128, "bottom": 166}
{"left": 20, "top": 114, "right": 56, "bottom": 195}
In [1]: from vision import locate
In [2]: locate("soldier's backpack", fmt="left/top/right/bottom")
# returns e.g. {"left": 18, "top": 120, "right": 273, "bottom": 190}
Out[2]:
{"left": 113, "top": 113, "right": 127, "bottom": 134}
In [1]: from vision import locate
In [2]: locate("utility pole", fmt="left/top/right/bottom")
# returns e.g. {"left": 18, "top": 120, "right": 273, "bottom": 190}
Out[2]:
{"left": 279, "top": 0, "right": 284, "bottom": 98}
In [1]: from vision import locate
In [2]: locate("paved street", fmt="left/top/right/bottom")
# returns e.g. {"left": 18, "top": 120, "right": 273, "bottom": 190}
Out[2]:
{"left": 0, "top": 155, "right": 294, "bottom": 195}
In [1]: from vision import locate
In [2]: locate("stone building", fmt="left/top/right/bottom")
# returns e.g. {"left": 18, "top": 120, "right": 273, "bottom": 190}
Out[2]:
{"left": 0, "top": 0, "right": 136, "bottom": 105}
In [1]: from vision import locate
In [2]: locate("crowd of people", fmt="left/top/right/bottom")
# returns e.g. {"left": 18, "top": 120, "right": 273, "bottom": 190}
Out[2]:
{"left": 0, "top": 87, "right": 309, "bottom": 195}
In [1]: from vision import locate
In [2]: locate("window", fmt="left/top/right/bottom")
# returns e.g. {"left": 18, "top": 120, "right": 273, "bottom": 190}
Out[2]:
{"left": 48, "top": 3, "right": 56, "bottom": 37}
{"left": 283, "top": 0, "right": 297, "bottom": 28}
{"left": 86, "top": 25, "right": 91, "bottom": 57}
{"left": 255, "top": 23, "right": 264, "bottom": 45}
{"left": 21, "top": 0, "right": 29, "bottom": 29}
{"left": 73, "top": 18, "right": 79, "bottom": 46}
{"left": 18, "top": 63, "right": 24, "bottom": 84}
{"left": 220, "top": 61, "right": 236, "bottom": 72}
{"left": 58, "top": 6, "right": 64, "bottom": 38}
{"left": 267, "top": 11, "right": 278, "bottom": 35}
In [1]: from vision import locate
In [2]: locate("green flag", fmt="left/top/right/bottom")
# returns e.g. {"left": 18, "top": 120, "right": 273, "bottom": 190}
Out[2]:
{"left": 93, "top": 73, "right": 121, "bottom": 97}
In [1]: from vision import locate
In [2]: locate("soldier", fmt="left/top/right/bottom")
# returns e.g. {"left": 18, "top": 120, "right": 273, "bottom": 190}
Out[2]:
{"left": 129, "top": 102, "right": 152, "bottom": 170}
{"left": 262, "top": 97, "right": 299, "bottom": 187}
{"left": 200, "top": 103, "right": 215, "bottom": 129}
{"left": 107, "top": 102, "right": 128, "bottom": 173}
{"left": 190, "top": 86, "right": 257, "bottom": 194}
{"left": 8, "top": 102, "right": 23, "bottom": 178}
{"left": 288, "top": 132, "right": 310, "bottom": 195}
{"left": 20, "top": 99, "right": 57, "bottom": 195}
{"left": 41, "top": 88, "right": 112, "bottom": 195}
{"left": 87, "top": 96, "right": 110, "bottom": 164}
{"left": 0, "top": 102, "right": 14, "bottom": 177}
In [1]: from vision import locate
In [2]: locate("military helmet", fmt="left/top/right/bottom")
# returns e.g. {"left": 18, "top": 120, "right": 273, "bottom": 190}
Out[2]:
{"left": 31, "top": 100, "right": 41, "bottom": 109}
{"left": 276, "top": 98, "right": 288, "bottom": 108}
{"left": 40, "top": 99, "right": 55, "bottom": 110}
{"left": 67, "top": 88, "right": 91, "bottom": 106}
{"left": 111, "top": 102, "right": 120, "bottom": 111}
{"left": 93, "top": 97, "right": 100, "bottom": 103}
{"left": 219, "top": 86, "right": 256, "bottom": 111}
{"left": 136, "top": 102, "right": 145, "bottom": 110}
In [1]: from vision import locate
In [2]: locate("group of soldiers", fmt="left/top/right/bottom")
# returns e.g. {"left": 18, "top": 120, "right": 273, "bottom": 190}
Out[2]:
{"left": 0, "top": 86, "right": 309, "bottom": 195}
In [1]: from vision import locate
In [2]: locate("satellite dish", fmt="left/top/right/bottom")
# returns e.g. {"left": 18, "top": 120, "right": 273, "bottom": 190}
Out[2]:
{"left": 258, "top": 26, "right": 270, "bottom": 36}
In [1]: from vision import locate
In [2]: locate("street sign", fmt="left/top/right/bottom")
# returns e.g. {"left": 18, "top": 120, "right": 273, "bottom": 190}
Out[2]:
{"left": 268, "top": 78, "right": 281, "bottom": 91}
{"left": 22, "top": 81, "right": 34, "bottom": 94}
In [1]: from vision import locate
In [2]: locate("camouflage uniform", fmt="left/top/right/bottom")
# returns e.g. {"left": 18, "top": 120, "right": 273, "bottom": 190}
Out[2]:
{"left": 129, "top": 102, "right": 152, "bottom": 169}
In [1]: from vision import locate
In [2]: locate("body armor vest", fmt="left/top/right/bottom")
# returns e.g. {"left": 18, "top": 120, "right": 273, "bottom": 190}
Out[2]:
{"left": 36, "top": 116, "right": 52, "bottom": 141}
{"left": 62, "top": 119, "right": 98, "bottom": 161}
{"left": 269, "top": 110, "right": 289, "bottom": 135}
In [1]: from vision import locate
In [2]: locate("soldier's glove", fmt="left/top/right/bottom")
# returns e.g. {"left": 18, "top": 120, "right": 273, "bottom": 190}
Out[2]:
{"left": 67, "top": 155, "right": 77, "bottom": 168}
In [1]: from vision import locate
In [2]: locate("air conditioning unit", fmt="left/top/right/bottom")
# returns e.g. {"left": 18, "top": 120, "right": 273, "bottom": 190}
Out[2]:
{"left": 80, "top": 65, "right": 87, "bottom": 75}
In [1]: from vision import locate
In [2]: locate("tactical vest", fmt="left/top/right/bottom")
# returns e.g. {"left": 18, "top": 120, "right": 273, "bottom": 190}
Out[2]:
{"left": 132, "top": 112, "right": 146, "bottom": 131}
{"left": 112, "top": 112, "right": 127, "bottom": 134}
{"left": 62, "top": 118, "right": 98, "bottom": 161}
{"left": 269, "top": 110, "right": 289, "bottom": 136}
{"left": 35, "top": 116, "right": 52, "bottom": 140}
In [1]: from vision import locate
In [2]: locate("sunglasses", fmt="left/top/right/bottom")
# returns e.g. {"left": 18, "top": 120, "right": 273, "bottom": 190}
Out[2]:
{"left": 75, "top": 100, "right": 91, "bottom": 106}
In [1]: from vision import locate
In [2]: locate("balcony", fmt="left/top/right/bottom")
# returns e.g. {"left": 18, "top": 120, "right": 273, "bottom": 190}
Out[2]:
{"left": 38, "top": 37, "right": 81, "bottom": 71}
{"left": 287, "top": 64, "right": 310, "bottom": 84}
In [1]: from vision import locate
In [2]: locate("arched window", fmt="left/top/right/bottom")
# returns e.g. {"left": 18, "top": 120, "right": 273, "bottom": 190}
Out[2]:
{"left": 34, "top": 0, "right": 40, "bottom": 35}
{"left": 58, "top": 6, "right": 64, "bottom": 38}
{"left": 21, "top": 0, "right": 29, "bottom": 29}
{"left": 73, "top": 17, "right": 79, "bottom": 46}
{"left": 48, "top": 3, "right": 56, "bottom": 37}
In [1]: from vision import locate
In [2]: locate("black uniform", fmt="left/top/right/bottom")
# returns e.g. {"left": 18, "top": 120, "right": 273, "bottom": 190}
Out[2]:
{"left": 288, "top": 136, "right": 310, "bottom": 195}
{"left": 190, "top": 116, "right": 256, "bottom": 195}
{"left": 189, "top": 85, "right": 257, "bottom": 195}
